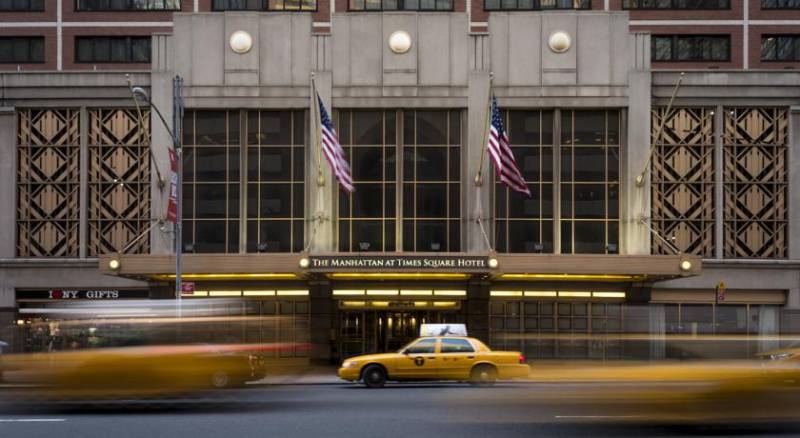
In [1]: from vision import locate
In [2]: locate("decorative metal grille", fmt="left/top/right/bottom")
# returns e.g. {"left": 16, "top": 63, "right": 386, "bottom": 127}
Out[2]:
{"left": 723, "top": 108, "right": 787, "bottom": 258}
{"left": 17, "top": 109, "right": 81, "bottom": 257}
{"left": 88, "top": 109, "right": 151, "bottom": 255}
{"left": 651, "top": 108, "right": 715, "bottom": 256}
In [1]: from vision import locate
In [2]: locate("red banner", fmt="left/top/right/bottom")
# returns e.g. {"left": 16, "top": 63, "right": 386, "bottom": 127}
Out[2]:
{"left": 166, "top": 149, "right": 178, "bottom": 223}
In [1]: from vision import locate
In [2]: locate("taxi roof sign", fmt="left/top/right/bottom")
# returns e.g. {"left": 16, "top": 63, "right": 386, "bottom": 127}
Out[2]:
{"left": 420, "top": 324, "right": 467, "bottom": 337}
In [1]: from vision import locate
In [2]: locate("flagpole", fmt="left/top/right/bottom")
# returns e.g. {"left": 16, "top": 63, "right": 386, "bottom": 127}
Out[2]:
{"left": 474, "top": 72, "right": 494, "bottom": 187}
{"left": 311, "top": 72, "right": 325, "bottom": 188}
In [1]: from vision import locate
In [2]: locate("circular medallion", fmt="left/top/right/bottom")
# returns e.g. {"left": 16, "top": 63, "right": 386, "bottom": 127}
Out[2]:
{"left": 388, "top": 31, "right": 412, "bottom": 54}
{"left": 548, "top": 31, "right": 572, "bottom": 54}
{"left": 229, "top": 30, "right": 254, "bottom": 54}
{"left": 414, "top": 356, "right": 425, "bottom": 366}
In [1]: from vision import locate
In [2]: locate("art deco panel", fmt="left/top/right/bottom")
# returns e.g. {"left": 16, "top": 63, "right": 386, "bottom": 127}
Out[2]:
{"left": 723, "top": 108, "right": 787, "bottom": 258}
{"left": 17, "top": 109, "right": 81, "bottom": 257}
{"left": 88, "top": 109, "right": 151, "bottom": 255}
{"left": 650, "top": 108, "right": 715, "bottom": 257}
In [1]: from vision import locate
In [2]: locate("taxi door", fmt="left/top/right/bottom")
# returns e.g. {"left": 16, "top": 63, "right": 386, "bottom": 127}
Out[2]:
{"left": 438, "top": 338, "right": 478, "bottom": 380}
{"left": 394, "top": 338, "right": 440, "bottom": 379}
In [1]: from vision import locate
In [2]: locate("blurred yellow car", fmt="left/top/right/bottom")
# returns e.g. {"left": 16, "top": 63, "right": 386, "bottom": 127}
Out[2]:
{"left": 0, "top": 343, "right": 302, "bottom": 400}
{"left": 338, "top": 336, "right": 530, "bottom": 388}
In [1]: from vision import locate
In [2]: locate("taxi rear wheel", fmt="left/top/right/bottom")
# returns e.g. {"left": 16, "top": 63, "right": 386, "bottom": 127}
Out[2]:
{"left": 470, "top": 365, "right": 497, "bottom": 386}
{"left": 362, "top": 365, "right": 387, "bottom": 388}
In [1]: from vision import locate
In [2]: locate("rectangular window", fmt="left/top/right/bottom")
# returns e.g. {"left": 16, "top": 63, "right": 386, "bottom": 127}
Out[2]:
{"left": 484, "top": 0, "right": 589, "bottom": 10}
{"left": 0, "top": 0, "right": 44, "bottom": 10}
{"left": 337, "top": 110, "right": 397, "bottom": 252}
{"left": 651, "top": 35, "right": 730, "bottom": 62}
{"left": 761, "top": 35, "right": 800, "bottom": 62}
{"left": 75, "top": 36, "right": 151, "bottom": 63}
{"left": 560, "top": 110, "right": 620, "bottom": 254}
{"left": 494, "top": 110, "right": 555, "bottom": 253}
{"left": 349, "top": 0, "right": 452, "bottom": 10}
{"left": 402, "top": 110, "right": 461, "bottom": 252}
{"left": 75, "top": 0, "right": 181, "bottom": 10}
{"left": 213, "top": 0, "right": 316, "bottom": 10}
{"left": 245, "top": 111, "right": 305, "bottom": 253}
{"left": 761, "top": 0, "right": 800, "bottom": 8}
{"left": 0, "top": 37, "right": 44, "bottom": 63}
{"left": 183, "top": 110, "right": 241, "bottom": 253}
{"left": 622, "top": 0, "right": 729, "bottom": 8}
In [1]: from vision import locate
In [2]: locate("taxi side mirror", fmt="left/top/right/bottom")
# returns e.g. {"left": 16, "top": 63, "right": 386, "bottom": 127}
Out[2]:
{"left": 402, "top": 349, "right": 410, "bottom": 355}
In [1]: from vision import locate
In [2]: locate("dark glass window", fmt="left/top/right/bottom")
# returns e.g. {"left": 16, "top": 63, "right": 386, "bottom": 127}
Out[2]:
{"left": 75, "top": 0, "right": 180, "bottom": 10}
{"left": 0, "top": 37, "right": 44, "bottom": 63}
{"left": 213, "top": 0, "right": 316, "bottom": 10}
{"left": 484, "top": 0, "right": 589, "bottom": 10}
{"left": 246, "top": 111, "right": 305, "bottom": 253}
{"left": 402, "top": 110, "right": 461, "bottom": 252}
{"left": 651, "top": 35, "right": 730, "bottom": 62}
{"left": 762, "top": 0, "right": 800, "bottom": 7}
{"left": 761, "top": 35, "right": 800, "bottom": 62}
{"left": 0, "top": 0, "right": 44, "bottom": 10}
{"left": 494, "top": 110, "right": 554, "bottom": 253}
{"left": 183, "top": 110, "right": 241, "bottom": 253}
{"left": 440, "top": 338, "right": 475, "bottom": 353}
{"left": 405, "top": 338, "right": 436, "bottom": 354}
{"left": 349, "top": 0, "right": 452, "bottom": 10}
{"left": 623, "top": 0, "right": 728, "bottom": 8}
{"left": 560, "top": 110, "right": 620, "bottom": 254}
{"left": 338, "top": 110, "right": 397, "bottom": 252}
{"left": 75, "top": 36, "right": 151, "bottom": 63}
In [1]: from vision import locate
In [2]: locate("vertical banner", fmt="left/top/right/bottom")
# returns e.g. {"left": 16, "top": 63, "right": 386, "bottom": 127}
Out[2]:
{"left": 166, "top": 148, "right": 178, "bottom": 223}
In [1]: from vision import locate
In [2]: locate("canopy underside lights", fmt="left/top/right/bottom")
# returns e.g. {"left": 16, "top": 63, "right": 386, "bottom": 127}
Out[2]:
{"left": 327, "top": 273, "right": 470, "bottom": 280}
{"left": 497, "top": 273, "right": 645, "bottom": 281}
{"left": 152, "top": 273, "right": 299, "bottom": 281}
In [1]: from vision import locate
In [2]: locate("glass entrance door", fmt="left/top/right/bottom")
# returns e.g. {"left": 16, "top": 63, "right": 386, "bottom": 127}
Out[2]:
{"left": 337, "top": 309, "right": 461, "bottom": 360}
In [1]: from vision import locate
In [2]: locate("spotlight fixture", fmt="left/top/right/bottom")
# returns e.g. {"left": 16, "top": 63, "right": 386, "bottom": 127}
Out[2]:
{"left": 299, "top": 257, "right": 310, "bottom": 268}
{"left": 358, "top": 242, "right": 371, "bottom": 251}
{"left": 108, "top": 258, "right": 120, "bottom": 271}
{"left": 430, "top": 242, "right": 441, "bottom": 251}
{"left": 257, "top": 242, "right": 269, "bottom": 253}
{"left": 183, "top": 243, "right": 195, "bottom": 253}
{"left": 488, "top": 258, "right": 499, "bottom": 269}
{"left": 606, "top": 243, "right": 618, "bottom": 254}
{"left": 680, "top": 260, "right": 692, "bottom": 272}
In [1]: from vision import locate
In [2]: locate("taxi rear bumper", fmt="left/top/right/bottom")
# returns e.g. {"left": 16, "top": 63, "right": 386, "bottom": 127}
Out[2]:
{"left": 498, "top": 363, "right": 531, "bottom": 380}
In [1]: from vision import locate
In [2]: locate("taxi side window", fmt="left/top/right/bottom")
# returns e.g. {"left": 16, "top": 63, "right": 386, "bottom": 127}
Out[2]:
{"left": 405, "top": 338, "right": 437, "bottom": 354}
{"left": 440, "top": 338, "right": 475, "bottom": 354}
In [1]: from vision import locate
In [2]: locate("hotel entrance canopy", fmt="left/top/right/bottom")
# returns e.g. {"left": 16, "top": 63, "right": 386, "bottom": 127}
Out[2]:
{"left": 98, "top": 253, "right": 701, "bottom": 283}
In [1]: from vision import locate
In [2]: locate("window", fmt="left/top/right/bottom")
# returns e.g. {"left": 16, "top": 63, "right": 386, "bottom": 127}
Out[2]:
{"left": 0, "top": 0, "right": 44, "bottom": 10}
{"left": 495, "top": 110, "right": 554, "bottom": 253}
{"left": 402, "top": 110, "right": 461, "bottom": 252}
{"left": 337, "top": 110, "right": 397, "bottom": 252}
{"left": 349, "top": 0, "right": 452, "bottom": 10}
{"left": 560, "top": 110, "right": 619, "bottom": 254}
{"left": 623, "top": 0, "right": 729, "bottom": 8}
{"left": 183, "top": 111, "right": 241, "bottom": 253}
{"left": 405, "top": 338, "right": 436, "bottom": 354}
{"left": 245, "top": 111, "right": 305, "bottom": 253}
{"left": 212, "top": 0, "right": 317, "bottom": 10}
{"left": 762, "top": 0, "right": 800, "bottom": 8}
{"left": 75, "top": 0, "right": 180, "bottom": 10}
{"left": 0, "top": 37, "right": 44, "bottom": 63}
{"left": 651, "top": 35, "right": 730, "bottom": 62}
{"left": 484, "top": 0, "right": 589, "bottom": 10}
{"left": 440, "top": 338, "right": 474, "bottom": 353}
{"left": 75, "top": 36, "right": 151, "bottom": 63}
{"left": 761, "top": 35, "right": 800, "bottom": 62}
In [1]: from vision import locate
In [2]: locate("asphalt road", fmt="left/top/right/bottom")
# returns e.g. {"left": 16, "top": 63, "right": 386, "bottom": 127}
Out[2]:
{"left": 1, "top": 382, "right": 800, "bottom": 438}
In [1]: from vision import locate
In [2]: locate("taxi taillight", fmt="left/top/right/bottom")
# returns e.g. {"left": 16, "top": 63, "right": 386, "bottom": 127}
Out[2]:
{"left": 518, "top": 354, "right": 525, "bottom": 364}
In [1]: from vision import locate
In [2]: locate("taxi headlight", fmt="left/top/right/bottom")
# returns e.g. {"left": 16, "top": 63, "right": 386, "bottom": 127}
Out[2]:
{"left": 342, "top": 360, "right": 359, "bottom": 369}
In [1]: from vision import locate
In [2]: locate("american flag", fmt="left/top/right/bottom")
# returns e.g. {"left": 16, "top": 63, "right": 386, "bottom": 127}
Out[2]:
{"left": 317, "top": 94, "right": 354, "bottom": 193}
{"left": 487, "top": 96, "right": 531, "bottom": 197}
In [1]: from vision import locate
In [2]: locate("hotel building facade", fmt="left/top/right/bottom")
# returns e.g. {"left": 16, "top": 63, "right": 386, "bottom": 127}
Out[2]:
{"left": 0, "top": 0, "right": 799, "bottom": 362}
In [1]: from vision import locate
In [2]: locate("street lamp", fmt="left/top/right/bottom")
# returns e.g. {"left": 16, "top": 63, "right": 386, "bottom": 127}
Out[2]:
{"left": 130, "top": 76, "right": 184, "bottom": 316}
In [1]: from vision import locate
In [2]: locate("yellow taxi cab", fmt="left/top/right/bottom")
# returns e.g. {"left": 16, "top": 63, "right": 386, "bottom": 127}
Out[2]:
{"left": 338, "top": 336, "right": 530, "bottom": 388}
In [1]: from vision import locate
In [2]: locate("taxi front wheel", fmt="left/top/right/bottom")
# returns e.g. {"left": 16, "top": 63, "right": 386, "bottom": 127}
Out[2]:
{"left": 362, "top": 365, "right": 387, "bottom": 388}
{"left": 470, "top": 365, "right": 497, "bottom": 386}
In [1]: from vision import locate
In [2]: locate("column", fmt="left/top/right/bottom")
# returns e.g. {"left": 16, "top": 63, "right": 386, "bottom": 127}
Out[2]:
{"left": 466, "top": 71, "right": 492, "bottom": 252}
{"left": 308, "top": 72, "right": 335, "bottom": 252}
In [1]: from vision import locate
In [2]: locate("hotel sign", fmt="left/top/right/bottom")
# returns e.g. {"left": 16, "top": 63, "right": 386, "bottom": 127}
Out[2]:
{"left": 308, "top": 255, "right": 490, "bottom": 272}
